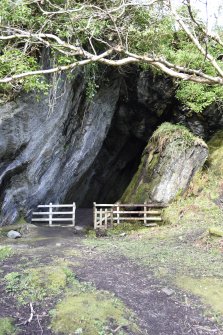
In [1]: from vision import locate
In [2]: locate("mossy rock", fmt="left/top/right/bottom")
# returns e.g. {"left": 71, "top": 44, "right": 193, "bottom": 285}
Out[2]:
{"left": 208, "top": 130, "right": 223, "bottom": 177}
{"left": 122, "top": 123, "right": 208, "bottom": 204}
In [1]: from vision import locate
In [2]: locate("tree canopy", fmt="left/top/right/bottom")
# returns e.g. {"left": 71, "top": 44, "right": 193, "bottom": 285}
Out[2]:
{"left": 0, "top": 0, "right": 223, "bottom": 112}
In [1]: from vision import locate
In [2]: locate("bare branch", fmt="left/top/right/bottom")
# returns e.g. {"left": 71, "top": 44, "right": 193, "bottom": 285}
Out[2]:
{"left": 168, "top": 0, "right": 223, "bottom": 78}
{"left": 0, "top": 49, "right": 114, "bottom": 83}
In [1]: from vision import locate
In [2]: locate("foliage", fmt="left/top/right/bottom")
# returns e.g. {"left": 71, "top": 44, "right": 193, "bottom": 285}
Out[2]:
{"left": 0, "top": 318, "right": 16, "bottom": 335}
{"left": 0, "top": 1, "right": 223, "bottom": 111}
{"left": 4, "top": 265, "right": 73, "bottom": 304}
{"left": 176, "top": 82, "right": 223, "bottom": 113}
{"left": 0, "top": 247, "right": 13, "bottom": 261}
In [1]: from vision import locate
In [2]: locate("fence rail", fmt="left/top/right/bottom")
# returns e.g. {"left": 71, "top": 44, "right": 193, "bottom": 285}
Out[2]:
{"left": 32, "top": 202, "right": 76, "bottom": 227}
{"left": 93, "top": 202, "right": 165, "bottom": 230}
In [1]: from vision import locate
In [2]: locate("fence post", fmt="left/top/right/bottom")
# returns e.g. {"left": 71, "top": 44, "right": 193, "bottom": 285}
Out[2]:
{"left": 49, "top": 202, "right": 53, "bottom": 226}
{"left": 110, "top": 206, "right": 114, "bottom": 228}
{"left": 100, "top": 208, "right": 103, "bottom": 229}
{"left": 105, "top": 208, "right": 108, "bottom": 229}
{"left": 93, "top": 202, "right": 97, "bottom": 229}
{"left": 144, "top": 201, "right": 147, "bottom": 225}
{"left": 72, "top": 202, "right": 76, "bottom": 227}
{"left": 117, "top": 202, "right": 120, "bottom": 225}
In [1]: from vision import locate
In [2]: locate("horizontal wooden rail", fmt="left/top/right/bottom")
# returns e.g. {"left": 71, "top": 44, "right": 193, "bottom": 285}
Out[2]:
{"left": 93, "top": 202, "right": 165, "bottom": 229}
{"left": 37, "top": 204, "right": 75, "bottom": 208}
{"left": 112, "top": 211, "right": 161, "bottom": 214}
{"left": 32, "top": 218, "right": 74, "bottom": 222}
{"left": 31, "top": 202, "right": 76, "bottom": 227}
{"left": 113, "top": 217, "right": 162, "bottom": 221}
{"left": 32, "top": 211, "right": 73, "bottom": 215}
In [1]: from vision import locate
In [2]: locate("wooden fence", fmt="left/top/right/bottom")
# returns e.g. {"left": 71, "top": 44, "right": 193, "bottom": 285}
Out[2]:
{"left": 32, "top": 203, "right": 76, "bottom": 227}
{"left": 93, "top": 202, "right": 164, "bottom": 230}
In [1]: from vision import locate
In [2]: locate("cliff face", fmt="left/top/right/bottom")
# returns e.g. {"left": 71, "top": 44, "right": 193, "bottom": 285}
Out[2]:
{"left": 0, "top": 72, "right": 121, "bottom": 225}
{"left": 0, "top": 69, "right": 222, "bottom": 226}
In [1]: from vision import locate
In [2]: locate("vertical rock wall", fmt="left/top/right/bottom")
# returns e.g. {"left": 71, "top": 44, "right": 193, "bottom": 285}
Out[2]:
{"left": 0, "top": 73, "right": 121, "bottom": 225}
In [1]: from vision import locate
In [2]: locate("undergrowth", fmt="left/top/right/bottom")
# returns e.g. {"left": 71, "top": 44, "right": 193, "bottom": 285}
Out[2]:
{"left": 0, "top": 318, "right": 16, "bottom": 335}
{"left": 4, "top": 264, "right": 74, "bottom": 304}
{"left": 0, "top": 246, "right": 13, "bottom": 261}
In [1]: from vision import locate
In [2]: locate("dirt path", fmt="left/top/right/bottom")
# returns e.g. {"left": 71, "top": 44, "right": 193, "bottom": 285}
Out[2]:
{"left": 75, "top": 253, "right": 220, "bottom": 335}
{"left": 0, "top": 225, "right": 222, "bottom": 335}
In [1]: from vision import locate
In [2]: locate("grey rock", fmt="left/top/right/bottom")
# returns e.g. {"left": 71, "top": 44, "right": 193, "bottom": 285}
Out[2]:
{"left": 74, "top": 225, "right": 85, "bottom": 231}
{"left": 161, "top": 287, "right": 175, "bottom": 296}
{"left": 7, "top": 230, "right": 21, "bottom": 239}
{"left": 0, "top": 73, "right": 121, "bottom": 225}
{"left": 122, "top": 123, "right": 208, "bottom": 204}
{"left": 144, "top": 223, "right": 158, "bottom": 227}
{"left": 119, "top": 232, "right": 126, "bottom": 237}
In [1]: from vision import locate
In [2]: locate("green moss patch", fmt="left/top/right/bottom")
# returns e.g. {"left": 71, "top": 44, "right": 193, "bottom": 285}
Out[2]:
{"left": 108, "top": 222, "right": 149, "bottom": 236}
{"left": 4, "top": 265, "right": 73, "bottom": 304}
{"left": 206, "top": 131, "right": 223, "bottom": 195}
{"left": 0, "top": 318, "right": 16, "bottom": 335}
{"left": 177, "top": 276, "right": 223, "bottom": 315}
{"left": 151, "top": 122, "right": 205, "bottom": 149}
{"left": 0, "top": 246, "right": 13, "bottom": 261}
{"left": 51, "top": 286, "right": 140, "bottom": 335}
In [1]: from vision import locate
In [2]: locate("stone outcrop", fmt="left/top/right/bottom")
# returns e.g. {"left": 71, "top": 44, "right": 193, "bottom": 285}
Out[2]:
{"left": 0, "top": 66, "right": 222, "bottom": 226}
{"left": 122, "top": 123, "right": 208, "bottom": 204}
{"left": 0, "top": 72, "right": 121, "bottom": 225}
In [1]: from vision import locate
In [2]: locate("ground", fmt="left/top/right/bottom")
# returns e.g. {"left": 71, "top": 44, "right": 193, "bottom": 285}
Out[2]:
{"left": 0, "top": 210, "right": 223, "bottom": 335}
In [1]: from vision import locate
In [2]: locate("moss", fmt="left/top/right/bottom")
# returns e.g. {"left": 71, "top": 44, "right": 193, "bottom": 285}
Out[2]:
{"left": 208, "top": 130, "right": 223, "bottom": 178}
{"left": 51, "top": 288, "right": 140, "bottom": 335}
{"left": 107, "top": 222, "right": 148, "bottom": 236}
{"left": 0, "top": 246, "right": 13, "bottom": 261}
{"left": 4, "top": 265, "right": 73, "bottom": 304}
{"left": 209, "top": 227, "right": 223, "bottom": 237}
{"left": 122, "top": 147, "right": 160, "bottom": 203}
{"left": 121, "top": 156, "right": 146, "bottom": 203}
{"left": 177, "top": 276, "right": 223, "bottom": 315}
{"left": 151, "top": 122, "right": 206, "bottom": 149}
{"left": 0, "top": 318, "right": 16, "bottom": 335}
{"left": 122, "top": 122, "right": 206, "bottom": 204}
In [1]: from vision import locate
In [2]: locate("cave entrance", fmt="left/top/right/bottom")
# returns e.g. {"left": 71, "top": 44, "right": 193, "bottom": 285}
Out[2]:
{"left": 65, "top": 71, "right": 175, "bottom": 212}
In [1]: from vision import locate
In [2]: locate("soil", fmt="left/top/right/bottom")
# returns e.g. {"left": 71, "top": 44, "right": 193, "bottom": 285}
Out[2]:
{"left": 0, "top": 216, "right": 222, "bottom": 335}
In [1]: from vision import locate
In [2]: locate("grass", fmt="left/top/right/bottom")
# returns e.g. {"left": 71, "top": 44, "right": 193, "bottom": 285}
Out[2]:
{"left": 151, "top": 122, "right": 206, "bottom": 150}
{"left": 84, "top": 130, "right": 223, "bottom": 320}
{"left": 177, "top": 276, "right": 223, "bottom": 315}
{"left": 50, "top": 280, "right": 140, "bottom": 335}
{"left": 0, "top": 318, "right": 16, "bottom": 335}
{"left": 0, "top": 246, "right": 13, "bottom": 261}
{"left": 4, "top": 264, "right": 74, "bottom": 304}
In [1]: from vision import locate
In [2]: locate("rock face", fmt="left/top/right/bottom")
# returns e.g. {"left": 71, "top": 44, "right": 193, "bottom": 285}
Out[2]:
{"left": 122, "top": 123, "right": 208, "bottom": 204}
{"left": 0, "top": 66, "right": 221, "bottom": 226}
{"left": 0, "top": 72, "right": 121, "bottom": 225}
{"left": 66, "top": 71, "right": 176, "bottom": 206}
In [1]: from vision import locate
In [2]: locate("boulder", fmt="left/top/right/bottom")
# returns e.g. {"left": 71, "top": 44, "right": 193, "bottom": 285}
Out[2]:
{"left": 122, "top": 123, "right": 208, "bottom": 204}
{"left": 7, "top": 230, "right": 21, "bottom": 239}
